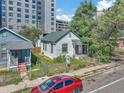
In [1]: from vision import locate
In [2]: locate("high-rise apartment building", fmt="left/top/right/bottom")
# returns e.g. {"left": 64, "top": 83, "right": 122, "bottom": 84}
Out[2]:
{"left": 0, "top": 0, "right": 56, "bottom": 33}
{"left": 0, "top": 0, "right": 37, "bottom": 32}
{"left": 56, "top": 19, "right": 70, "bottom": 32}
{"left": 40, "top": 0, "right": 56, "bottom": 34}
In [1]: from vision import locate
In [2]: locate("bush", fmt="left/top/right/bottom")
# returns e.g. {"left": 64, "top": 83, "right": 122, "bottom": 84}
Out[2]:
{"left": 30, "top": 53, "right": 95, "bottom": 80}
{"left": 31, "top": 52, "right": 38, "bottom": 65}
{"left": 53, "top": 55, "right": 65, "bottom": 63}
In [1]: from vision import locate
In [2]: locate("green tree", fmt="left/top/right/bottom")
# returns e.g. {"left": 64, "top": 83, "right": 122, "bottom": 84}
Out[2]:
{"left": 70, "top": 0, "right": 124, "bottom": 62}
{"left": 19, "top": 26, "right": 42, "bottom": 46}
{"left": 70, "top": 0, "right": 96, "bottom": 43}
{"left": 93, "top": 0, "right": 124, "bottom": 62}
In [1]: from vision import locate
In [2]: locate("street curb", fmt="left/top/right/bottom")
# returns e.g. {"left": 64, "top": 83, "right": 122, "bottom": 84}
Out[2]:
{"left": 76, "top": 63, "right": 123, "bottom": 80}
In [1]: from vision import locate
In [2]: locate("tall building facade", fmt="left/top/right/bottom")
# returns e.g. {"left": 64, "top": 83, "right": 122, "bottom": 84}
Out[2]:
{"left": 0, "top": 0, "right": 37, "bottom": 32}
{"left": 56, "top": 19, "right": 70, "bottom": 32}
{"left": 0, "top": 0, "right": 56, "bottom": 33}
{"left": 40, "top": 0, "right": 56, "bottom": 34}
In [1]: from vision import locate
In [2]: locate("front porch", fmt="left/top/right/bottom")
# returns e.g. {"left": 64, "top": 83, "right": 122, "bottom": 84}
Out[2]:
{"left": 0, "top": 49, "right": 31, "bottom": 71}
{"left": 9, "top": 49, "right": 31, "bottom": 70}
{"left": 72, "top": 40, "right": 88, "bottom": 56}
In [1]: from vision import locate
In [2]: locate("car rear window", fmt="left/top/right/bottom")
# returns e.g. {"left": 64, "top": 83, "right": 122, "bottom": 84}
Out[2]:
{"left": 65, "top": 80, "right": 74, "bottom": 86}
{"left": 39, "top": 79, "right": 55, "bottom": 92}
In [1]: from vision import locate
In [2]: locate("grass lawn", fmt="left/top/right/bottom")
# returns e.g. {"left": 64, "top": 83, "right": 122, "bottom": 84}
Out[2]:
{"left": 29, "top": 53, "right": 96, "bottom": 80}
{"left": 0, "top": 71, "right": 21, "bottom": 86}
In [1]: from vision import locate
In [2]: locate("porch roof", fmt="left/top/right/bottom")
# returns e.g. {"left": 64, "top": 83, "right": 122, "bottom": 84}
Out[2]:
{"left": 72, "top": 40, "right": 82, "bottom": 45}
{"left": 5, "top": 41, "right": 33, "bottom": 50}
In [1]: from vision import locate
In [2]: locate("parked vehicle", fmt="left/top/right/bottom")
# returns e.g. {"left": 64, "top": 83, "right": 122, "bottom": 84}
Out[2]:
{"left": 31, "top": 75, "right": 83, "bottom": 93}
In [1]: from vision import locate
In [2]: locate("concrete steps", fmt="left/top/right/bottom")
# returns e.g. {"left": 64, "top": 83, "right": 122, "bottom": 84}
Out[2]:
{"left": 18, "top": 63, "right": 27, "bottom": 73}
{"left": 18, "top": 63, "right": 29, "bottom": 81}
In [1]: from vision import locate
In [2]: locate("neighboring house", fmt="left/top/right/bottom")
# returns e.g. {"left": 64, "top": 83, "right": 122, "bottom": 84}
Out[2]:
{"left": 41, "top": 31, "right": 88, "bottom": 59}
{"left": 116, "top": 37, "right": 124, "bottom": 50}
{"left": 0, "top": 27, "right": 33, "bottom": 70}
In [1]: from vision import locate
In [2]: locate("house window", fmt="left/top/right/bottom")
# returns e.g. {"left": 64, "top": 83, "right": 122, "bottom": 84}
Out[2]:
{"left": 43, "top": 43, "right": 47, "bottom": 51}
{"left": 62, "top": 43, "right": 68, "bottom": 53}
{"left": 82, "top": 45, "right": 87, "bottom": 54}
{"left": 51, "top": 44, "right": 53, "bottom": 53}
{"left": 1, "top": 53, "right": 7, "bottom": 60}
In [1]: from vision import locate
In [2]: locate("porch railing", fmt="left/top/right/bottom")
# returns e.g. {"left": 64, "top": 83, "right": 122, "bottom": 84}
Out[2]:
{"left": 10, "top": 56, "right": 18, "bottom": 67}
{"left": 25, "top": 57, "right": 31, "bottom": 65}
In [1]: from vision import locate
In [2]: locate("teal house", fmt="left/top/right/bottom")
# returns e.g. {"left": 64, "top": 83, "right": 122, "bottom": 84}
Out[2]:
{"left": 0, "top": 27, "right": 33, "bottom": 70}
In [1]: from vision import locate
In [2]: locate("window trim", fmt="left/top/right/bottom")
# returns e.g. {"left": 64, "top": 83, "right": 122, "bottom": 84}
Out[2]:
{"left": 62, "top": 43, "right": 68, "bottom": 53}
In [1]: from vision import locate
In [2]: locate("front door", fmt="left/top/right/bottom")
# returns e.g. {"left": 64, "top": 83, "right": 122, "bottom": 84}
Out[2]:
{"left": 82, "top": 45, "right": 87, "bottom": 54}
{"left": 11, "top": 50, "right": 29, "bottom": 64}
{"left": 75, "top": 45, "right": 79, "bottom": 54}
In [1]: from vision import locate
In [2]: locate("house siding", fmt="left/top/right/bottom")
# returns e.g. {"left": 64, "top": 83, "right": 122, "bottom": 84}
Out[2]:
{"left": 0, "top": 30, "right": 27, "bottom": 42}
{"left": 42, "top": 32, "right": 80, "bottom": 59}
{"left": 0, "top": 0, "right": 2, "bottom": 27}
{"left": 0, "top": 28, "right": 33, "bottom": 70}
{"left": 56, "top": 32, "right": 80, "bottom": 57}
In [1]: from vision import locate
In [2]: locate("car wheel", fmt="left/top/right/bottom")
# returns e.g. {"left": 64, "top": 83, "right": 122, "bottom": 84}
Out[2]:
{"left": 74, "top": 88, "right": 80, "bottom": 93}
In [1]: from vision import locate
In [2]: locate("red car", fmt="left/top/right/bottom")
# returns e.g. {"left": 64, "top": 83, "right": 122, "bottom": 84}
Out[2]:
{"left": 31, "top": 75, "right": 83, "bottom": 93}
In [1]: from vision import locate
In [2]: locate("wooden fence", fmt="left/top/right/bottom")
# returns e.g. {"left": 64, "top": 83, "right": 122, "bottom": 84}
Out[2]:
{"left": 32, "top": 47, "right": 41, "bottom": 53}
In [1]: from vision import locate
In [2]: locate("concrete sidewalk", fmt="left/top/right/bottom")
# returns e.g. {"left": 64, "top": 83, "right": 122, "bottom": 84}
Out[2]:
{"left": 0, "top": 63, "right": 116, "bottom": 93}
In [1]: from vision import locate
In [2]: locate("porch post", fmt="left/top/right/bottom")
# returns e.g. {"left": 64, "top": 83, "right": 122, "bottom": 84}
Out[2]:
{"left": 7, "top": 50, "right": 10, "bottom": 70}
{"left": 29, "top": 49, "right": 31, "bottom": 65}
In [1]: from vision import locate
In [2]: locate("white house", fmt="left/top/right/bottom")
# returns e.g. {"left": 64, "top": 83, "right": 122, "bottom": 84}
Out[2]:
{"left": 41, "top": 31, "right": 88, "bottom": 59}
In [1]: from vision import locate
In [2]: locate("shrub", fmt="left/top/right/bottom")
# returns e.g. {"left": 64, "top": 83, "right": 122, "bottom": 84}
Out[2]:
{"left": 53, "top": 55, "right": 65, "bottom": 63}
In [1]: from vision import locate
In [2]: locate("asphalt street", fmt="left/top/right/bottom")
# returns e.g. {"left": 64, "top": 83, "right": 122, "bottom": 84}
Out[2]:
{"left": 82, "top": 65, "right": 124, "bottom": 93}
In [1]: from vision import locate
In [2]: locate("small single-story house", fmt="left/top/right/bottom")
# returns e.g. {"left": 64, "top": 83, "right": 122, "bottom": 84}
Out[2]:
{"left": 41, "top": 31, "right": 88, "bottom": 59}
{"left": 115, "top": 37, "right": 124, "bottom": 50}
{"left": 0, "top": 27, "right": 33, "bottom": 70}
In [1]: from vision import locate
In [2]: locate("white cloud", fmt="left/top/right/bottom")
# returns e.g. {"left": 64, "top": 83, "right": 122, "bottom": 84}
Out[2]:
{"left": 97, "top": 0, "right": 116, "bottom": 11}
{"left": 56, "top": 14, "right": 74, "bottom": 22}
{"left": 56, "top": 8, "right": 63, "bottom": 12}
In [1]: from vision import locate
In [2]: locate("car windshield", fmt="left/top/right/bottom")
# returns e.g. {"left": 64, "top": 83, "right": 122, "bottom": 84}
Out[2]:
{"left": 39, "top": 79, "right": 55, "bottom": 92}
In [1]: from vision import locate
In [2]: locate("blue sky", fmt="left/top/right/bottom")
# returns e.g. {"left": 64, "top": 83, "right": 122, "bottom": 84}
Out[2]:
{"left": 56, "top": 0, "right": 99, "bottom": 15}
{"left": 56, "top": 0, "right": 116, "bottom": 21}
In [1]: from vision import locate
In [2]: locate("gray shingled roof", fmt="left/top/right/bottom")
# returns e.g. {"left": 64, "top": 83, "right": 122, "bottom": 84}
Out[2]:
{"left": 41, "top": 31, "right": 69, "bottom": 44}
{"left": 0, "top": 27, "right": 34, "bottom": 50}
{"left": 5, "top": 41, "right": 33, "bottom": 50}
